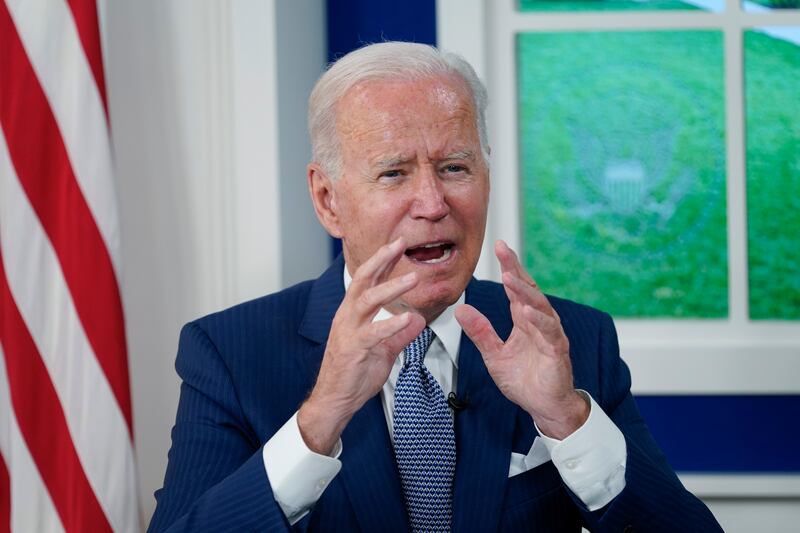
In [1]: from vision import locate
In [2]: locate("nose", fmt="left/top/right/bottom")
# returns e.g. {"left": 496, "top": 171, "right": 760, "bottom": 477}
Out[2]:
{"left": 409, "top": 165, "right": 449, "bottom": 221}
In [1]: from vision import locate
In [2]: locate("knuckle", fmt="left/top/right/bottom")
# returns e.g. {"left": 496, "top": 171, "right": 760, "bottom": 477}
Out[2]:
{"left": 352, "top": 265, "right": 369, "bottom": 282}
{"left": 362, "top": 324, "right": 379, "bottom": 344}
{"left": 373, "top": 317, "right": 393, "bottom": 334}
{"left": 357, "top": 290, "right": 375, "bottom": 309}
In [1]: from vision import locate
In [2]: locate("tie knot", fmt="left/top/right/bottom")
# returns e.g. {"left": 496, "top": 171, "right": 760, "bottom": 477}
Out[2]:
{"left": 403, "top": 327, "right": 434, "bottom": 366}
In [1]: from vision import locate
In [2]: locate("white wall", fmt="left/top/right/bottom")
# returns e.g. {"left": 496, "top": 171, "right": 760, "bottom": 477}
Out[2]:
{"left": 275, "top": 1, "right": 331, "bottom": 287}
{"left": 705, "top": 499, "right": 800, "bottom": 533}
{"left": 101, "top": 0, "right": 327, "bottom": 522}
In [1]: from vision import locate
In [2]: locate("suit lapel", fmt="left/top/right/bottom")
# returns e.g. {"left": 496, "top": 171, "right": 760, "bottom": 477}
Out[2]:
{"left": 297, "top": 256, "right": 409, "bottom": 532}
{"left": 294, "top": 256, "right": 346, "bottom": 398}
{"left": 298, "top": 255, "right": 347, "bottom": 346}
{"left": 339, "top": 397, "right": 410, "bottom": 532}
{"left": 451, "top": 279, "right": 518, "bottom": 533}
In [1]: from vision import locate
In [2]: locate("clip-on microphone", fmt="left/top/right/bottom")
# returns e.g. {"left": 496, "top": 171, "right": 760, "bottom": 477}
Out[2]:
{"left": 447, "top": 391, "right": 469, "bottom": 412}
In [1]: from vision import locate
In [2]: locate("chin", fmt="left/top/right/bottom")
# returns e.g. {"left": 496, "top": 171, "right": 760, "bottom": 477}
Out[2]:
{"left": 401, "top": 278, "right": 466, "bottom": 319}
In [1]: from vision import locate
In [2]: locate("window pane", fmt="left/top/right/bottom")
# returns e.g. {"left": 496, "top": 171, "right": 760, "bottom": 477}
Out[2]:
{"left": 744, "top": 0, "right": 800, "bottom": 11}
{"left": 519, "top": 0, "right": 721, "bottom": 12}
{"left": 745, "top": 28, "right": 800, "bottom": 320}
{"left": 517, "top": 31, "right": 727, "bottom": 318}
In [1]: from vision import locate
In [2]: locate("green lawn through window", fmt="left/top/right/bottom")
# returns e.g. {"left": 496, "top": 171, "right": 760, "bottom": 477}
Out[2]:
{"left": 745, "top": 30, "right": 800, "bottom": 320}
{"left": 517, "top": 31, "right": 728, "bottom": 317}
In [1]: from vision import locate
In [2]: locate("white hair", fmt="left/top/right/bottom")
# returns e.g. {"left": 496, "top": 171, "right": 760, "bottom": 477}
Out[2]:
{"left": 308, "top": 41, "right": 489, "bottom": 179}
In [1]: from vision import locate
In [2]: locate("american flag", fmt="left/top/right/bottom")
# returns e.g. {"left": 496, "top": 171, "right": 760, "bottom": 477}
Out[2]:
{"left": 0, "top": 0, "right": 140, "bottom": 531}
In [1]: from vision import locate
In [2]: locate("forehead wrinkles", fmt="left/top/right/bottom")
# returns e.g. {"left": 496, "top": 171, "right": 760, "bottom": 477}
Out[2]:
{"left": 350, "top": 115, "right": 472, "bottom": 150}
{"left": 336, "top": 77, "right": 478, "bottom": 157}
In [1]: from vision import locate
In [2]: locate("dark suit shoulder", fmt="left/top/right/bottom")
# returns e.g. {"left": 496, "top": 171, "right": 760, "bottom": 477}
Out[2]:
{"left": 174, "top": 278, "right": 322, "bottom": 437}
{"left": 190, "top": 278, "right": 316, "bottom": 337}
{"left": 546, "top": 293, "right": 611, "bottom": 332}
{"left": 175, "top": 279, "right": 319, "bottom": 397}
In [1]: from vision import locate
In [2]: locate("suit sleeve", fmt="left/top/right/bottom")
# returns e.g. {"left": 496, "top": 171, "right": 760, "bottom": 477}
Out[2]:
{"left": 577, "top": 312, "right": 723, "bottom": 533}
{"left": 147, "top": 322, "right": 291, "bottom": 533}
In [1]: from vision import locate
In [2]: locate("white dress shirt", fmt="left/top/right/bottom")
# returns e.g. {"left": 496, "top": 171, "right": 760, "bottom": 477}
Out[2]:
{"left": 263, "top": 268, "right": 627, "bottom": 524}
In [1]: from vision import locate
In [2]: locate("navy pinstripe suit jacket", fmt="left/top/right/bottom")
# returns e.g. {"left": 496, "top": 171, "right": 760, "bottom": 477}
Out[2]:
{"left": 148, "top": 255, "right": 722, "bottom": 532}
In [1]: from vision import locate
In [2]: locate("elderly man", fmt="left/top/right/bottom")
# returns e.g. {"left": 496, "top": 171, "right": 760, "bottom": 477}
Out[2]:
{"left": 149, "top": 42, "right": 721, "bottom": 532}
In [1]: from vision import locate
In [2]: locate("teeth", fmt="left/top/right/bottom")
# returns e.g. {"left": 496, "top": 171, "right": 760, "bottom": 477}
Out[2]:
{"left": 421, "top": 242, "right": 446, "bottom": 248}
{"left": 420, "top": 247, "right": 452, "bottom": 264}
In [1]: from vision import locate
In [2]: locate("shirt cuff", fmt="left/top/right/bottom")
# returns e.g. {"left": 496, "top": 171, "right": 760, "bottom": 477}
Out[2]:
{"left": 535, "top": 390, "right": 627, "bottom": 511}
{"left": 262, "top": 411, "right": 343, "bottom": 524}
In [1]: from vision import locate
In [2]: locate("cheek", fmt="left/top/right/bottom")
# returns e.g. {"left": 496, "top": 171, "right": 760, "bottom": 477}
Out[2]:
{"left": 341, "top": 199, "right": 400, "bottom": 251}
{"left": 451, "top": 189, "right": 489, "bottom": 228}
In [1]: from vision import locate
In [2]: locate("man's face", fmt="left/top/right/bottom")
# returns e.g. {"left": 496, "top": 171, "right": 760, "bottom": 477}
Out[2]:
{"left": 323, "top": 75, "right": 489, "bottom": 320}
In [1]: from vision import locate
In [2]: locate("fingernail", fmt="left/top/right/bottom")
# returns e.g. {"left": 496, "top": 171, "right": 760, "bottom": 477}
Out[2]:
{"left": 402, "top": 272, "right": 416, "bottom": 283}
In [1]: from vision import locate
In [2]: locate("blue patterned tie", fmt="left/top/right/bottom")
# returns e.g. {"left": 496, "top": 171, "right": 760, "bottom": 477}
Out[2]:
{"left": 393, "top": 327, "right": 456, "bottom": 532}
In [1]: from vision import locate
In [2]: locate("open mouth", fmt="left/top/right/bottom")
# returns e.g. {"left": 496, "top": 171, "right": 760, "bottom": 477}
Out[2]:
{"left": 404, "top": 242, "right": 454, "bottom": 264}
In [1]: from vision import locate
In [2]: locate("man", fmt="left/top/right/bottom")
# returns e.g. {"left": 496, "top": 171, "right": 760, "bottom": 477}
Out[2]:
{"left": 149, "top": 42, "right": 722, "bottom": 532}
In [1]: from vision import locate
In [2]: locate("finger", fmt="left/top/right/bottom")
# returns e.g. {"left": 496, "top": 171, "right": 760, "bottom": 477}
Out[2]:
{"left": 502, "top": 271, "right": 555, "bottom": 318}
{"left": 349, "top": 237, "right": 407, "bottom": 294}
{"left": 495, "top": 240, "right": 529, "bottom": 281}
{"left": 495, "top": 240, "right": 554, "bottom": 316}
{"left": 455, "top": 304, "right": 503, "bottom": 357}
{"left": 507, "top": 297, "right": 538, "bottom": 337}
{"left": 522, "top": 305, "right": 567, "bottom": 355}
{"left": 499, "top": 275, "right": 530, "bottom": 332}
{"left": 494, "top": 240, "right": 533, "bottom": 307}
{"left": 379, "top": 312, "right": 427, "bottom": 357}
{"left": 354, "top": 272, "right": 419, "bottom": 322}
{"left": 363, "top": 311, "right": 412, "bottom": 346}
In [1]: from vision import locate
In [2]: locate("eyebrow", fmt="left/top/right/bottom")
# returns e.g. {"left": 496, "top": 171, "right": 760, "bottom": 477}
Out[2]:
{"left": 374, "top": 150, "right": 476, "bottom": 168}
{"left": 374, "top": 156, "right": 413, "bottom": 169}
{"left": 441, "top": 150, "right": 475, "bottom": 161}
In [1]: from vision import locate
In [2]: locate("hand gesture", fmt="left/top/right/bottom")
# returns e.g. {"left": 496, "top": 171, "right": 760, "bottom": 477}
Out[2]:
{"left": 298, "top": 238, "right": 426, "bottom": 454}
{"left": 455, "top": 241, "right": 588, "bottom": 439}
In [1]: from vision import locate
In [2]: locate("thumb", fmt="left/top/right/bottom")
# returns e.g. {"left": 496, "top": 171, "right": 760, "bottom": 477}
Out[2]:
{"left": 455, "top": 304, "right": 503, "bottom": 358}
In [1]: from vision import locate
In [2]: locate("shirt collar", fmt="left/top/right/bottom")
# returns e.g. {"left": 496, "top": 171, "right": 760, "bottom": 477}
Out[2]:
{"left": 343, "top": 265, "right": 463, "bottom": 368}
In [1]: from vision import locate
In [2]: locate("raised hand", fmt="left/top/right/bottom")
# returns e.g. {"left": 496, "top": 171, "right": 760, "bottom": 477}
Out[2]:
{"left": 298, "top": 238, "right": 426, "bottom": 454}
{"left": 455, "top": 240, "right": 588, "bottom": 439}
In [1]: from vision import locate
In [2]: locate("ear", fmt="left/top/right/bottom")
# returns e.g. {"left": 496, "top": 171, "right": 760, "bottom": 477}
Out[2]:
{"left": 307, "top": 163, "right": 343, "bottom": 238}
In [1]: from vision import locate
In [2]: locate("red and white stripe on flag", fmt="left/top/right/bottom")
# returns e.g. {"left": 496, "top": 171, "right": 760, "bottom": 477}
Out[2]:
{"left": 0, "top": 0, "right": 140, "bottom": 531}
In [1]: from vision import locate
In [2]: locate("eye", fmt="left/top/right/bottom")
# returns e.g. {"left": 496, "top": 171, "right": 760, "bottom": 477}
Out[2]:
{"left": 378, "top": 169, "right": 404, "bottom": 179}
{"left": 442, "top": 164, "right": 467, "bottom": 174}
